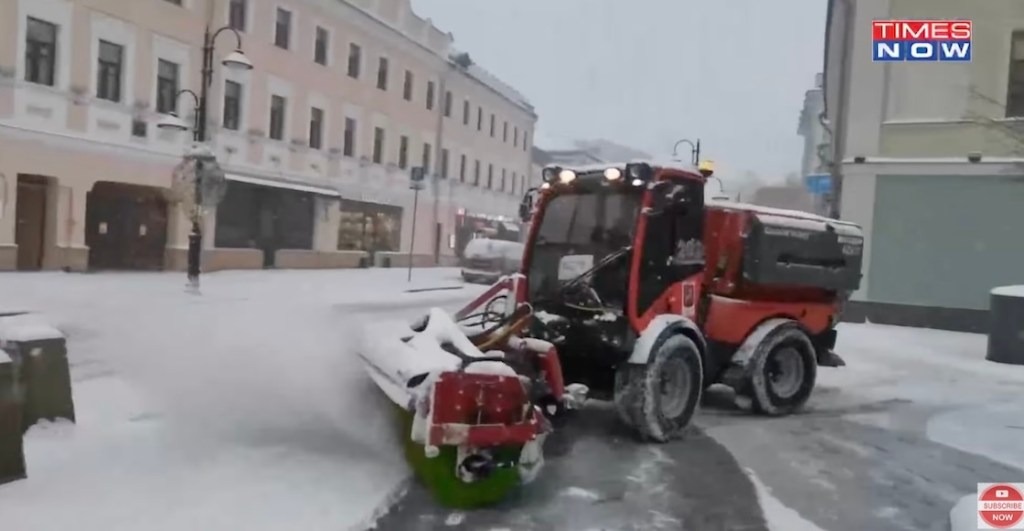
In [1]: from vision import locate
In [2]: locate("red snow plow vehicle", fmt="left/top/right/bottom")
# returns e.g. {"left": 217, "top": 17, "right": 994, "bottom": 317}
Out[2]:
{"left": 359, "top": 159, "right": 863, "bottom": 505}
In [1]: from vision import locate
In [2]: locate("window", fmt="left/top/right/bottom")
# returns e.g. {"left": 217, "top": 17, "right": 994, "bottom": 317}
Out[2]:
{"left": 487, "top": 164, "right": 494, "bottom": 188}
{"left": 163, "top": 0, "right": 182, "bottom": 5}
{"left": 269, "top": 95, "right": 286, "bottom": 140}
{"left": 501, "top": 168, "right": 506, "bottom": 192}
{"left": 223, "top": 80, "right": 242, "bottom": 130}
{"left": 463, "top": 99, "right": 470, "bottom": 125}
{"left": 514, "top": 126, "right": 519, "bottom": 147}
{"left": 274, "top": 8, "right": 291, "bottom": 49}
{"left": 156, "top": 59, "right": 179, "bottom": 114}
{"left": 343, "top": 117, "right": 356, "bottom": 156}
{"left": 314, "top": 26, "right": 329, "bottom": 65}
{"left": 523, "top": 131, "right": 529, "bottom": 151}
{"left": 96, "top": 40, "right": 123, "bottom": 102}
{"left": 440, "top": 148, "right": 449, "bottom": 178}
{"left": 502, "top": 121, "right": 508, "bottom": 142}
{"left": 489, "top": 114, "right": 495, "bottom": 137}
{"left": 444, "top": 91, "right": 452, "bottom": 117}
{"left": 347, "top": 43, "right": 361, "bottom": 78}
{"left": 25, "top": 17, "right": 57, "bottom": 86}
{"left": 372, "top": 127, "right": 385, "bottom": 164}
{"left": 398, "top": 135, "right": 409, "bottom": 169}
{"left": 403, "top": 70, "right": 413, "bottom": 101}
{"left": 474, "top": 159, "right": 481, "bottom": 185}
{"left": 1007, "top": 32, "right": 1024, "bottom": 117}
{"left": 477, "top": 107, "right": 483, "bottom": 130}
{"left": 459, "top": 154, "right": 467, "bottom": 182}
{"left": 422, "top": 143, "right": 431, "bottom": 172}
{"left": 426, "top": 81, "right": 435, "bottom": 110}
{"left": 309, "top": 107, "right": 324, "bottom": 149}
{"left": 228, "top": 0, "right": 247, "bottom": 31}
{"left": 376, "top": 57, "right": 388, "bottom": 90}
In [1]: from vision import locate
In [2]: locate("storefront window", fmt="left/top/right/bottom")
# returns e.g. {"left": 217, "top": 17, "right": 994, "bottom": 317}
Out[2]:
{"left": 337, "top": 199, "right": 402, "bottom": 253}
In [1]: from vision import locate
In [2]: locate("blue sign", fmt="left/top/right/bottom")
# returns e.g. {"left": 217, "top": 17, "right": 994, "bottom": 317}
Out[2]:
{"left": 804, "top": 174, "right": 832, "bottom": 195}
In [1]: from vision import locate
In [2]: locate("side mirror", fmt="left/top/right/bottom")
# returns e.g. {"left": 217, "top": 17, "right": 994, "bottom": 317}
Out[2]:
{"left": 518, "top": 188, "right": 538, "bottom": 222}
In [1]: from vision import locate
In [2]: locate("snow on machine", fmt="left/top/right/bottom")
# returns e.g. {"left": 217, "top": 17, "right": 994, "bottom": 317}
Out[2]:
{"left": 358, "top": 159, "right": 863, "bottom": 506}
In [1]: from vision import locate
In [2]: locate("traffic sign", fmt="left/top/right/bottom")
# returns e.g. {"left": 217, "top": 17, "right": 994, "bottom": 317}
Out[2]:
{"left": 978, "top": 483, "right": 1024, "bottom": 529}
{"left": 804, "top": 174, "right": 832, "bottom": 195}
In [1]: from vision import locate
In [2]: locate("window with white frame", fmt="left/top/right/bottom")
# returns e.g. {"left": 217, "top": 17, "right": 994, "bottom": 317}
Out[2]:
{"left": 376, "top": 57, "right": 388, "bottom": 90}
{"left": 403, "top": 70, "right": 413, "bottom": 101}
{"left": 347, "top": 43, "right": 361, "bottom": 78}
{"left": 269, "top": 94, "right": 286, "bottom": 140}
{"left": 223, "top": 80, "right": 242, "bottom": 130}
{"left": 228, "top": 0, "right": 247, "bottom": 32}
{"left": 309, "top": 106, "right": 324, "bottom": 149}
{"left": 275, "top": 8, "right": 291, "bottom": 50}
{"left": 96, "top": 40, "right": 124, "bottom": 102}
{"left": 25, "top": 17, "right": 58, "bottom": 86}
{"left": 155, "top": 59, "right": 179, "bottom": 114}
{"left": 373, "top": 127, "right": 385, "bottom": 163}
{"left": 343, "top": 117, "right": 357, "bottom": 156}
{"left": 398, "top": 135, "right": 409, "bottom": 168}
{"left": 314, "top": 26, "right": 329, "bottom": 65}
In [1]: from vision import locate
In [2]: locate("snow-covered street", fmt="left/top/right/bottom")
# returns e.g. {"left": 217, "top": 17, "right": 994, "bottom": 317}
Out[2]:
{"left": 0, "top": 269, "right": 1022, "bottom": 531}
{"left": 0, "top": 268, "right": 481, "bottom": 531}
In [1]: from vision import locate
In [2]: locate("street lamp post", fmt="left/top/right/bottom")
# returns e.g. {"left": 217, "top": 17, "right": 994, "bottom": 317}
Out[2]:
{"left": 157, "top": 26, "right": 252, "bottom": 291}
{"left": 672, "top": 138, "right": 702, "bottom": 165}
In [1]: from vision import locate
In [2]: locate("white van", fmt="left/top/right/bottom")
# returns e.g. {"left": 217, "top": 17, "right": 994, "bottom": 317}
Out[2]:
{"left": 460, "top": 238, "right": 525, "bottom": 284}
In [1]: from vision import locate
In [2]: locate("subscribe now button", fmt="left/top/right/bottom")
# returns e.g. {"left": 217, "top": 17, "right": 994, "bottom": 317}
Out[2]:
{"left": 978, "top": 483, "right": 1024, "bottom": 529}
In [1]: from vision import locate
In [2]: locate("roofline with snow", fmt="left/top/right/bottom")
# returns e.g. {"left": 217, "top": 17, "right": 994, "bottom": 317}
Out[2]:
{"left": 330, "top": 0, "right": 537, "bottom": 118}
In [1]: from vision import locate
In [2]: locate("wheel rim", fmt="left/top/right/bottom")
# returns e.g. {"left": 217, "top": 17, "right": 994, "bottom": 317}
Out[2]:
{"left": 658, "top": 357, "right": 692, "bottom": 419}
{"left": 766, "top": 346, "right": 804, "bottom": 399}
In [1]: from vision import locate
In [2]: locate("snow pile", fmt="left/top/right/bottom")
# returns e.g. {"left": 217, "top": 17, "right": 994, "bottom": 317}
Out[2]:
{"left": 356, "top": 306, "right": 517, "bottom": 410}
{"left": 0, "top": 313, "right": 64, "bottom": 343}
{"left": 991, "top": 285, "right": 1024, "bottom": 297}
{"left": 0, "top": 268, "right": 480, "bottom": 531}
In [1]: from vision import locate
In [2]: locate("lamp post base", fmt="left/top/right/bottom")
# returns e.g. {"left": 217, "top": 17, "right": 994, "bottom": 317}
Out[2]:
{"left": 186, "top": 222, "right": 202, "bottom": 293}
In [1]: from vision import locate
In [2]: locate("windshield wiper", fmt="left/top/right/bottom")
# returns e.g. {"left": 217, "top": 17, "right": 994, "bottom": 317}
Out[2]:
{"left": 560, "top": 245, "right": 632, "bottom": 292}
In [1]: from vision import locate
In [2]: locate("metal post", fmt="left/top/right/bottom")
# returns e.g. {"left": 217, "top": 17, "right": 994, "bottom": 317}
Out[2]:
{"left": 431, "top": 67, "right": 450, "bottom": 266}
{"left": 407, "top": 186, "right": 420, "bottom": 282}
{"left": 186, "top": 28, "right": 214, "bottom": 291}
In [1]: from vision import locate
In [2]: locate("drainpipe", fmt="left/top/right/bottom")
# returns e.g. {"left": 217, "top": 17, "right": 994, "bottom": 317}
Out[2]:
{"left": 430, "top": 65, "right": 449, "bottom": 265}
{"left": 830, "top": 0, "right": 856, "bottom": 219}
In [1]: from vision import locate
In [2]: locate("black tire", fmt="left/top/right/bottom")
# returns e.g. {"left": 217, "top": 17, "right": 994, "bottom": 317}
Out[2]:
{"left": 748, "top": 322, "right": 817, "bottom": 416}
{"left": 614, "top": 334, "right": 704, "bottom": 442}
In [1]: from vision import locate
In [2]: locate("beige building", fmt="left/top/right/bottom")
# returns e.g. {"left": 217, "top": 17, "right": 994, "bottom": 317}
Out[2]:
{"left": 824, "top": 0, "right": 1024, "bottom": 331}
{"left": 0, "top": 0, "right": 535, "bottom": 272}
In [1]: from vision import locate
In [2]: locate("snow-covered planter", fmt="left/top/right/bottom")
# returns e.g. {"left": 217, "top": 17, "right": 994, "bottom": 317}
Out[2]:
{"left": 0, "top": 313, "right": 75, "bottom": 429}
{"left": 986, "top": 285, "right": 1024, "bottom": 366}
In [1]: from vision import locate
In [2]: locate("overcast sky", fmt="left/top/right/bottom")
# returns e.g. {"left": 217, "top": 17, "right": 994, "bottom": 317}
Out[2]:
{"left": 411, "top": 0, "right": 828, "bottom": 182}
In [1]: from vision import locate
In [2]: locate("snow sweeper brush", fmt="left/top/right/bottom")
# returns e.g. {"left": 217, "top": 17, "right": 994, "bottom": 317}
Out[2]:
{"left": 357, "top": 275, "right": 581, "bottom": 508}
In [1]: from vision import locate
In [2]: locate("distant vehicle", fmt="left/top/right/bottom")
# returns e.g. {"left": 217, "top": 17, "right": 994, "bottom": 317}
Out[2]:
{"left": 460, "top": 238, "right": 524, "bottom": 284}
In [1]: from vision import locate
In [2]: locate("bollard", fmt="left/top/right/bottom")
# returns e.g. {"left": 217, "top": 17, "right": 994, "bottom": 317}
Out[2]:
{"left": 0, "top": 350, "right": 26, "bottom": 484}
{"left": 0, "top": 314, "right": 75, "bottom": 432}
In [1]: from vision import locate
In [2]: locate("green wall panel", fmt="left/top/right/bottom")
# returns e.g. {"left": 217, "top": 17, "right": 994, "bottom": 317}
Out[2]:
{"left": 868, "top": 174, "right": 1024, "bottom": 310}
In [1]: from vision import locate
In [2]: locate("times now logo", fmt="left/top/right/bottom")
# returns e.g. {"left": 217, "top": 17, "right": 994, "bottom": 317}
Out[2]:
{"left": 872, "top": 20, "right": 972, "bottom": 61}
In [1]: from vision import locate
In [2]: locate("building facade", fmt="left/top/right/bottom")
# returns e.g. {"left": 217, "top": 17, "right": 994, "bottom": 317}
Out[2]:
{"left": 824, "top": 0, "right": 1024, "bottom": 331}
{"left": 0, "top": 0, "right": 535, "bottom": 272}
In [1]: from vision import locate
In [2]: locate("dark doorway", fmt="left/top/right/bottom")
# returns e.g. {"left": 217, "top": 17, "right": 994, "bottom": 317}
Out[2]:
{"left": 85, "top": 182, "right": 169, "bottom": 270}
{"left": 15, "top": 175, "right": 49, "bottom": 270}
